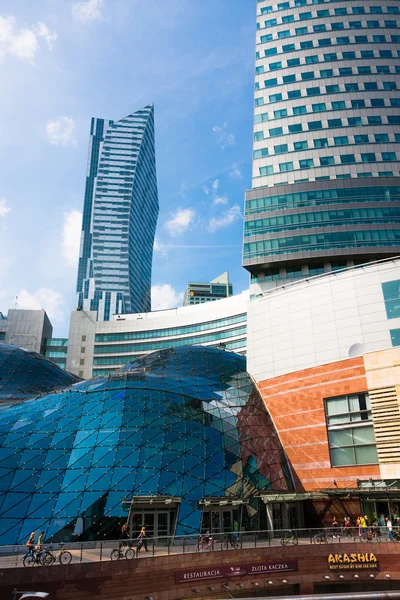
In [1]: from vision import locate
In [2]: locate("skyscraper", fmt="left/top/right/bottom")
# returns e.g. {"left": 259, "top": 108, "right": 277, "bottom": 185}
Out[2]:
{"left": 182, "top": 271, "right": 233, "bottom": 306}
{"left": 76, "top": 105, "right": 158, "bottom": 320}
{"left": 244, "top": 2, "right": 400, "bottom": 291}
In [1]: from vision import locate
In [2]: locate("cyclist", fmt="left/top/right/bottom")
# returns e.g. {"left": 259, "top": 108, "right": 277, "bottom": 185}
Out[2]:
{"left": 24, "top": 532, "right": 35, "bottom": 560}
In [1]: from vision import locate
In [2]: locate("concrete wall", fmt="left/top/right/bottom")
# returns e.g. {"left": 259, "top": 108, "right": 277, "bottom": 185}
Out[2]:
{"left": 1, "top": 309, "right": 53, "bottom": 354}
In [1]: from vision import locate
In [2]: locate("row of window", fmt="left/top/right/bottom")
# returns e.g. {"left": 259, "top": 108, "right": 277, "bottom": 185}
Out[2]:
{"left": 258, "top": 172, "right": 398, "bottom": 187}
{"left": 93, "top": 338, "right": 248, "bottom": 367}
{"left": 260, "top": 73, "right": 399, "bottom": 92}
{"left": 257, "top": 154, "right": 398, "bottom": 178}
{"left": 258, "top": 22, "right": 400, "bottom": 42}
{"left": 254, "top": 135, "right": 400, "bottom": 161}
{"left": 259, "top": 17, "right": 399, "bottom": 31}
{"left": 254, "top": 116, "right": 400, "bottom": 142}
{"left": 94, "top": 326, "right": 248, "bottom": 354}
{"left": 255, "top": 101, "right": 400, "bottom": 126}
{"left": 382, "top": 279, "right": 400, "bottom": 320}
{"left": 257, "top": 55, "right": 400, "bottom": 75}
{"left": 95, "top": 314, "right": 246, "bottom": 342}
{"left": 260, "top": 3, "right": 399, "bottom": 15}
{"left": 256, "top": 85, "right": 400, "bottom": 107}
{"left": 252, "top": 261, "right": 350, "bottom": 282}
{"left": 243, "top": 229, "right": 400, "bottom": 260}
{"left": 245, "top": 207, "right": 400, "bottom": 237}
{"left": 245, "top": 185, "right": 400, "bottom": 215}
{"left": 258, "top": 32, "right": 400, "bottom": 50}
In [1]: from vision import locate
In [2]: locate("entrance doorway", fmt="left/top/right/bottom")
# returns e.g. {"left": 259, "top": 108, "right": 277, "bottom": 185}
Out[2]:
{"left": 129, "top": 509, "right": 176, "bottom": 538}
{"left": 201, "top": 507, "right": 241, "bottom": 534}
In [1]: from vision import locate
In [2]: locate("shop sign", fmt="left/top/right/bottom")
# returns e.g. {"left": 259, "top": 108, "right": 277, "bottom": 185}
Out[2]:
{"left": 328, "top": 553, "right": 379, "bottom": 571}
{"left": 174, "top": 560, "right": 298, "bottom": 583}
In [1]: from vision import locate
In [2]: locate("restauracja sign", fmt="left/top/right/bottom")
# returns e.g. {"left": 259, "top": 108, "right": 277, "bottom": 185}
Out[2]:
{"left": 328, "top": 553, "right": 379, "bottom": 571}
{"left": 174, "top": 560, "right": 298, "bottom": 583}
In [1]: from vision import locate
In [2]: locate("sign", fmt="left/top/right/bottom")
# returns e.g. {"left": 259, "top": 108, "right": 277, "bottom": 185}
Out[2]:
{"left": 174, "top": 560, "right": 298, "bottom": 583}
{"left": 328, "top": 553, "right": 379, "bottom": 571}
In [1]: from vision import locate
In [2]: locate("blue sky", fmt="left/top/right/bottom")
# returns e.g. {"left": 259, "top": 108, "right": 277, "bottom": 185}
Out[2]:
{"left": 0, "top": 0, "right": 255, "bottom": 336}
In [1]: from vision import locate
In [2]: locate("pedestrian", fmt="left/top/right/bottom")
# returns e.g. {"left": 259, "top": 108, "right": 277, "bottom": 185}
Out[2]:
{"left": 343, "top": 516, "right": 352, "bottom": 538}
{"left": 364, "top": 515, "right": 370, "bottom": 528}
{"left": 24, "top": 532, "right": 35, "bottom": 559}
{"left": 332, "top": 516, "right": 340, "bottom": 538}
{"left": 233, "top": 519, "right": 239, "bottom": 544}
{"left": 37, "top": 531, "right": 45, "bottom": 550}
{"left": 386, "top": 517, "right": 393, "bottom": 541}
{"left": 137, "top": 524, "right": 149, "bottom": 552}
{"left": 121, "top": 522, "right": 129, "bottom": 546}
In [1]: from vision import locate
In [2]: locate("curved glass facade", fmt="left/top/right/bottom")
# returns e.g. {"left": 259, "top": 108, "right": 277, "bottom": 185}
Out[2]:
{"left": 0, "top": 343, "right": 79, "bottom": 405}
{"left": 0, "top": 346, "right": 293, "bottom": 544}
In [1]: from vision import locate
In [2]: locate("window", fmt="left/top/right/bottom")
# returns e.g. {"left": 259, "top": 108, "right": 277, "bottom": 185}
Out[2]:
{"left": 383, "top": 280, "right": 400, "bottom": 319}
{"left": 288, "top": 90, "right": 302, "bottom": 99}
{"left": 289, "top": 123, "right": 302, "bottom": 133}
{"left": 320, "top": 156, "right": 335, "bottom": 166}
{"left": 368, "top": 116, "right": 382, "bottom": 124}
{"left": 312, "top": 103, "right": 326, "bottom": 112}
{"left": 364, "top": 82, "right": 378, "bottom": 90}
{"left": 314, "top": 138, "right": 328, "bottom": 148}
{"left": 283, "top": 74, "right": 296, "bottom": 83}
{"left": 293, "top": 105, "right": 307, "bottom": 115}
{"left": 302, "top": 71, "right": 315, "bottom": 81}
{"left": 351, "top": 99, "right": 365, "bottom": 108}
{"left": 306, "top": 55, "right": 319, "bottom": 64}
{"left": 270, "top": 127, "right": 283, "bottom": 137}
{"left": 314, "top": 24, "right": 327, "bottom": 32}
{"left": 375, "top": 133, "right": 389, "bottom": 143}
{"left": 325, "top": 393, "right": 377, "bottom": 467}
{"left": 331, "top": 22, "right": 344, "bottom": 30}
{"left": 332, "top": 101, "right": 346, "bottom": 110}
{"left": 279, "top": 161, "right": 293, "bottom": 172}
{"left": 265, "top": 47, "right": 278, "bottom": 56}
{"left": 354, "top": 135, "right": 369, "bottom": 144}
{"left": 269, "top": 93, "right": 282, "bottom": 103}
{"left": 383, "top": 82, "right": 397, "bottom": 90}
{"left": 371, "top": 99, "right": 385, "bottom": 108}
{"left": 339, "top": 67, "right": 353, "bottom": 76}
{"left": 337, "top": 36, "right": 350, "bottom": 44}
{"left": 264, "top": 19, "right": 277, "bottom": 27}
{"left": 341, "top": 154, "right": 355, "bottom": 164}
{"left": 348, "top": 117, "right": 362, "bottom": 127}
{"left": 342, "top": 52, "right": 355, "bottom": 60}
{"left": 288, "top": 58, "right": 301, "bottom": 67}
{"left": 255, "top": 98, "right": 264, "bottom": 107}
{"left": 382, "top": 152, "right": 397, "bottom": 161}
{"left": 320, "top": 69, "right": 333, "bottom": 78}
{"left": 345, "top": 83, "right": 359, "bottom": 92}
{"left": 253, "top": 148, "right": 269, "bottom": 159}
{"left": 296, "top": 27, "right": 308, "bottom": 35}
{"left": 377, "top": 66, "right": 390, "bottom": 74}
{"left": 282, "top": 15, "right": 294, "bottom": 23}
{"left": 259, "top": 166, "right": 274, "bottom": 176}
{"left": 326, "top": 84, "right": 340, "bottom": 93}
{"left": 294, "top": 140, "right": 308, "bottom": 150}
{"left": 374, "top": 35, "right": 387, "bottom": 42}
{"left": 352, "top": 6, "right": 365, "bottom": 14}
{"left": 283, "top": 43, "right": 296, "bottom": 52}
{"left": 274, "top": 144, "right": 288, "bottom": 154}
{"left": 269, "top": 61, "right": 282, "bottom": 71}
{"left": 335, "top": 8, "right": 347, "bottom": 15}
{"left": 299, "top": 158, "right": 314, "bottom": 169}
{"left": 328, "top": 119, "right": 342, "bottom": 128}
{"left": 278, "top": 29, "right": 290, "bottom": 38}
{"left": 300, "top": 40, "right": 313, "bottom": 49}
{"left": 309, "top": 120, "right": 322, "bottom": 130}
{"left": 254, "top": 131, "right": 264, "bottom": 141}
{"left": 358, "top": 66, "right": 372, "bottom": 75}
{"left": 256, "top": 66, "right": 265, "bottom": 75}
{"left": 265, "top": 77, "right": 278, "bottom": 88}
{"left": 307, "top": 86, "right": 320, "bottom": 96}
{"left": 361, "top": 153, "right": 376, "bottom": 163}
{"left": 274, "top": 109, "right": 288, "bottom": 119}
{"left": 388, "top": 6, "right": 400, "bottom": 14}
{"left": 334, "top": 136, "right": 349, "bottom": 146}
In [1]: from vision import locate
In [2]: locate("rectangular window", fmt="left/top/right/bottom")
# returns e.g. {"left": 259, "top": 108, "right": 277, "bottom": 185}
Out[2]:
{"left": 375, "top": 133, "right": 389, "bottom": 143}
{"left": 283, "top": 74, "right": 296, "bottom": 83}
{"left": 354, "top": 134, "right": 369, "bottom": 144}
{"left": 274, "top": 109, "right": 287, "bottom": 119}
{"left": 299, "top": 158, "right": 314, "bottom": 169}
{"left": 325, "top": 393, "right": 378, "bottom": 467}
{"left": 332, "top": 101, "right": 346, "bottom": 110}
{"left": 253, "top": 148, "right": 269, "bottom": 159}
{"left": 326, "top": 84, "right": 340, "bottom": 93}
{"left": 308, "top": 120, "right": 322, "bottom": 130}
{"left": 259, "top": 166, "right": 274, "bottom": 176}
{"left": 289, "top": 123, "right": 303, "bottom": 133}
{"left": 341, "top": 154, "right": 356, "bottom": 164}
{"left": 294, "top": 140, "right": 308, "bottom": 150}
{"left": 328, "top": 118, "right": 342, "bottom": 128}
{"left": 339, "top": 67, "right": 353, "bottom": 76}
{"left": 278, "top": 29, "right": 290, "bottom": 38}
{"left": 282, "top": 15, "right": 294, "bottom": 23}
{"left": 254, "top": 131, "right": 264, "bottom": 141}
{"left": 334, "top": 136, "right": 349, "bottom": 146}
{"left": 293, "top": 105, "right": 307, "bottom": 115}
{"left": 320, "top": 69, "right": 333, "bottom": 77}
{"left": 288, "top": 89, "right": 302, "bottom": 99}
{"left": 283, "top": 43, "right": 296, "bottom": 52}
{"left": 265, "top": 78, "right": 278, "bottom": 88}
{"left": 361, "top": 153, "right": 376, "bottom": 163}
{"left": 302, "top": 71, "right": 315, "bottom": 80}
{"left": 279, "top": 161, "right": 294, "bottom": 172}
{"left": 368, "top": 116, "right": 382, "bottom": 124}
{"left": 274, "top": 144, "right": 288, "bottom": 154}
{"left": 382, "top": 152, "right": 397, "bottom": 161}
{"left": 312, "top": 103, "right": 326, "bottom": 112}
{"left": 371, "top": 99, "right": 385, "bottom": 108}
{"left": 300, "top": 40, "right": 313, "bottom": 49}
{"left": 288, "top": 58, "right": 301, "bottom": 67}
{"left": 351, "top": 99, "right": 365, "bottom": 108}
{"left": 348, "top": 117, "right": 362, "bottom": 126}
{"left": 314, "top": 138, "right": 328, "bottom": 148}
{"left": 269, "top": 61, "right": 282, "bottom": 71}
{"left": 320, "top": 156, "right": 335, "bottom": 166}
{"left": 265, "top": 47, "right": 278, "bottom": 56}
{"left": 342, "top": 51, "right": 356, "bottom": 60}
{"left": 307, "top": 86, "right": 320, "bottom": 96}
{"left": 358, "top": 66, "right": 372, "bottom": 75}
{"left": 269, "top": 93, "right": 283, "bottom": 102}
{"left": 270, "top": 127, "right": 283, "bottom": 137}
{"left": 306, "top": 55, "right": 319, "bottom": 64}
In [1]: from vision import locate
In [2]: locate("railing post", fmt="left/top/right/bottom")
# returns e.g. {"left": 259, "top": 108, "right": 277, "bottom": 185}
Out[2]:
{"left": 152, "top": 536, "right": 155, "bottom": 557}
{"left": 183, "top": 536, "right": 185, "bottom": 554}
{"left": 168, "top": 536, "right": 171, "bottom": 555}
{"left": 99, "top": 541, "right": 103, "bottom": 562}
{"left": 254, "top": 531, "right": 257, "bottom": 548}
{"left": 80, "top": 543, "right": 83, "bottom": 563}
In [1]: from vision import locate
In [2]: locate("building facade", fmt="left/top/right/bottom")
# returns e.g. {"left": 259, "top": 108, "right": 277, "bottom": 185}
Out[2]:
{"left": 67, "top": 291, "right": 248, "bottom": 379}
{"left": 75, "top": 104, "right": 158, "bottom": 321}
{"left": 182, "top": 271, "right": 233, "bottom": 306}
{"left": 247, "top": 257, "right": 400, "bottom": 526}
{"left": 0, "top": 309, "right": 52, "bottom": 355}
{"left": 245, "top": 1, "right": 400, "bottom": 291}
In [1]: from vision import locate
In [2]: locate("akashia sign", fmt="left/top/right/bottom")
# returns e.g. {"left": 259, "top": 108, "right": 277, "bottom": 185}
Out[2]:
{"left": 328, "top": 553, "right": 379, "bottom": 571}
{"left": 174, "top": 560, "right": 298, "bottom": 584}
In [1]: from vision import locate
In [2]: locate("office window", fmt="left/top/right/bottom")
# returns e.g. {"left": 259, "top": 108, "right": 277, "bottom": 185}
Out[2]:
{"left": 270, "top": 127, "right": 283, "bottom": 137}
{"left": 320, "top": 69, "right": 333, "bottom": 77}
{"left": 299, "top": 158, "right": 314, "bottom": 169}
{"left": 337, "top": 36, "right": 350, "bottom": 44}
{"left": 341, "top": 154, "right": 355, "bottom": 164}
{"left": 269, "top": 61, "right": 282, "bottom": 71}
{"left": 294, "top": 141, "right": 308, "bottom": 151}
{"left": 312, "top": 103, "right": 326, "bottom": 112}
{"left": 302, "top": 71, "right": 315, "bottom": 81}
{"left": 364, "top": 82, "right": 378, "bottom": 90}
{"left": 270, "top": 93, "right": 283, "bottom": 102}
{"left": 274, "top": 144, "right": 288, "bottom": 154}
{"left": 383, "top": 280, "right": 400, "bottom": 319}
{"left": 334, "top": 136, "right": 349, "bottom": 146}
{"left": 345, "top": 83, "right": 359, "bottom": 92}
{"left": 282, "top": 15, "right": 294, "bottom": 23}
{"left": 382, "top": 152, "right": 397, "bottom": 161}
{"left": 326, "top": 84, "right": 340, "bottom": 93}
{"left": 335, "top": 8, "right": 347, "bottom": 15}
{"left": 288, "top": 58, "right": 301, "bottom": 67}
{"left": 300, "top": 40, "right": 313, "bottom": 49}
{"left": 279, "top": 161, "right": 294, "bottom": 172}
{"left": 309, "top": 120, "right": 322, "bottom": 130}
{"left": 375, "top": 133, "right": 389, "bottom": 143}
{"left": 253, "top": 148, "right": 269, "bottom": 159}
{"left": 332, "top": 101, "right": 346, "bottom": 110}
{"left": 289, "top": 123, "right": 303, "bottom": 133}
{"left": 342, "top": 52, "right": 356, "bottom": 60}
{"left": 265, "top": 47, "right": 278, "bottom": 57}
{"left": 339, "top": 67, "right": 353, "bottom": 76}
{"left": 348, "top": 117, "right": 362, "bottom": 127}
{"left": 307, "top": 87, "right": 320, "bottom": 96}
{"left": 288, "top": 90, "right": 302, "bottom": 99}
{"left": 361, "top": 153, "right": 376, "bottom": 163}
{"left": 368, "top": 116, "right": 382, "bottom": 124}
{"left": 306, "top": 55, "right": 319, "bottom": 64}
{"left": 260, "top": 166, "right": 274, "bottom": 176}
{"left": 320, "top": 156, "right": 335, "bottom": 166}
{"left": 274, "top": 109, "right": 288, "bottom": 119}
{"left": 283, "top": 43, "right": 296, "bottom": 52}
{"left": 293, "top": 105, "right": 307, "bottom": 115}
{"left": 254, "top": 131, "right": 264, "bottom": 141}
{"left": 314, "top": 138, "right": 328, "bottom": 148}
{"left": 371, "top": 99, "right": 385, "bottom": 108}
{"left": 328, "top": 119, "right": 342, "bottom": 128}
{"left": 352, "top": 99, "right": 365, "bottom": 108}
{"left": 352, "top": 6, "right": 365, "bottom": 14}
{"left": 354, "top": 135, "right": 369, "bottom": 144}
{"left": 325, "top": 393, "right": 378, "bottom": 467}
{"left": 278, "top": 29, "right": 291, "bottom": 38}
{"left": 283, "top": 74, "right": 296, "bottom": 83}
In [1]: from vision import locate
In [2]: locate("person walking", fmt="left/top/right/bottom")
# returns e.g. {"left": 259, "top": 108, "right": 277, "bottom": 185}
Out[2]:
{"left": 137, "top": 524, "right": 149, "bottom": 552}
{"left": 121, "top": 522, "right": 129, "bottom": 546}
{"left": 37, "top": 531, "right": 45, "bottom": 550}
{"left": 386, "top": 517, "right": 393, "bottom": 541}
{"left": 332, "top": 516, "right": 340, "bottom": 538}
{"left": 24, "top": 532, "right": 35, "bottom": 560}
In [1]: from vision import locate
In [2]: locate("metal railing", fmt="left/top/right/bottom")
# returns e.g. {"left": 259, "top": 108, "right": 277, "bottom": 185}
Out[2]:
{"left": 2, "top": 526, "right": 399, "bottom": 569}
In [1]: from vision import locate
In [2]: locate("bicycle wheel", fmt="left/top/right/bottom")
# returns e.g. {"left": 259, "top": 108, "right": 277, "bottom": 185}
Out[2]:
{"left": 59, "top": 550, "right": 72, "bottom": 565}
{"left": 360, "top": 533, "right": 368, "bottom": 543}
{"left": 313, "top": 534, "right": 322, "bottom": 544}
{"left": 221, "top": 540, "right": 228, "bottom": 551}
{"left": 41, "top": 551, "right": 55, "bottom": 566}
{"left": 111, "top": 549, "right": 121, "bottom": 560}
{"left": 325, "top": 534, "right": 334, "bottom": 544}
{"left": 23, "top": 555, "right": 36, "bottom": 567}
{"left": 125, "top": 548, "right": 136, "bottom": 559}
{"left": 280, "top": 536, "right": 289, "bottom": 546}
{"left": 292, "top": 536, "right": 299, "bottom": 546}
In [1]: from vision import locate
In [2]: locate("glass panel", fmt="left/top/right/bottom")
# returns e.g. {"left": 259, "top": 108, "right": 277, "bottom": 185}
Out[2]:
{"left": 352, "top": 426, "right": 376, "bottom": 445}
{"left": 326, "top": 397, "right": 348, "bottom": 415}
{"left": 354, "top": 445, "right": 379, "bottom": 465}
{"left": 331, "top": 447, "right": 355, "bottom": 466}
{"left": 329, "top": 429, "right": 352, "bottom": 448}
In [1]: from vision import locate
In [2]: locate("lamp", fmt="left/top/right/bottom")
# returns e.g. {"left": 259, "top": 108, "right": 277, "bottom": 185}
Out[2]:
{"left": 354, "top": 575, "right": 359, "bottom": 579}
{"left": 370, "top": 574, "right": 375, "bottom": 578}
{"left": 282, "top": 579, "right": 288, "bottom": 584}
{"left": 324, "top": 576, "right": 330, "bottom": 579}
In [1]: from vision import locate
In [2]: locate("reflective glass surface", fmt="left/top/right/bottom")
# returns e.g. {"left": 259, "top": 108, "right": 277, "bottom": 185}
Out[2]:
{"left": 0, "top": 345, "right": 293, "bottom": 544}
{"left": 0, "top": 343, "right": 79, "bottom": 405}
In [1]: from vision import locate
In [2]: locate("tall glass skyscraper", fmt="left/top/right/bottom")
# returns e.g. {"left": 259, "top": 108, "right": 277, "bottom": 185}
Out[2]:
{"left": 244, "top": 1, "right": 400, "bottom": 290}
{"left": 76, "top": 105, "right": 158, "bottom": 320}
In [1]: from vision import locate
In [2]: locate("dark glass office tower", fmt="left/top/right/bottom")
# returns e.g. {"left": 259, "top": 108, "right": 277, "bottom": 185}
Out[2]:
{"left": 244, "top": 1, "right": 400, "bottom": 291}
{"left": 76, "top": 105, "right": 158, "bottom": 320}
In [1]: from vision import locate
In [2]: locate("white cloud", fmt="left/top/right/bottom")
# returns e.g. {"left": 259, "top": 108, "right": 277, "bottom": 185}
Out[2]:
{"left": 46, "top": 116, "right": 77, "bottom": 147}
{"left": 0, "top": 16, "right": 56, "bottom": 62}
{"left": 212, "top": 179, "right": 219, "bottom": 190}
{"left": 62, "top": 210, "right": 82, "bottom": 267}
{"left": 0, "top": 198, "right": 11, "bottom": 217}
{"left": 151, "top": 284, "right": 183, "bottom": 311}
{"left": 165, "top": 207, "right": 196, "bottom": 237}
{"left": 212, "top": 195, "right": 228, "bottom": 207}
{"left": 212, "top": 123, "right": 235, "bottom": 149}
{"left": 202, "top": 185, "right": 209, "bottom": 196}
{"left": 15, "top": 288, "right": 64, "bottom": 322}
{"left": 229, "top": 164, "right": 242, "bottom": 179}
{"left": 209, "top": 205, "right": 241, "bottom": 232}
{"left": 72, "top": 0, "right": 104, "bottom": 23}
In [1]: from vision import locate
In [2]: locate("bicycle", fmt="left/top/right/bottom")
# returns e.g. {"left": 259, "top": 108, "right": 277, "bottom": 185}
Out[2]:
{"left": 196, "top": 535, "right": 214, "bottom": 552}
{"left": 220, "top": 534, "right": 239, "bottom": 550}
{"left": 280, "top": 529, "right": 298, "bottom": 546}
{"left": 312, "top": 530, "right": 334, "bottom": 544}
{"left": 23, "top": 547, "right": 47, "bottom": 567}
{"left": 360, "top": 528, "right": 381, "bottom": 543}
{"left": 41, "top": 543, "right": 73, "bottom": 565}
{"left": 110, "top": 541, "right": 136, "bottom": 560}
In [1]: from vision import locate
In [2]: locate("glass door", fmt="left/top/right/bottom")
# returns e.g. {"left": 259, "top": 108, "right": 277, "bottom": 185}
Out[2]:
{"left": 211, "top": 510, "right": 221, "bottom": 533}
{"left": 157, "top": 512, "right": 168, "bottom": 538}
{"left": 144, "top": 512, "right": 155, "bottom": 537}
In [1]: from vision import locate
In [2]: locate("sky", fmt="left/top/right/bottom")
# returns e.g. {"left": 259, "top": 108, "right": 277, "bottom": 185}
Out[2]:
{"left": 0, "top": 0, "right": 256, "bottom": 337}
